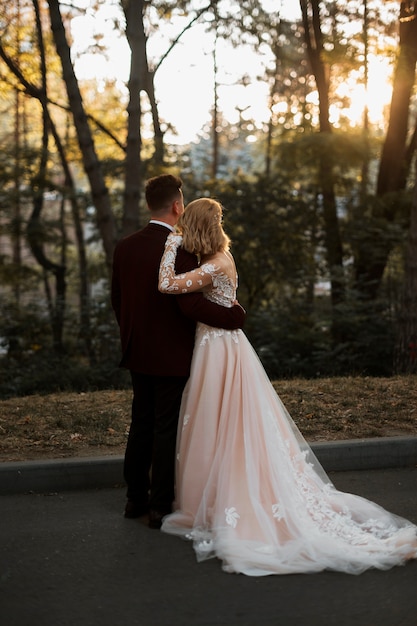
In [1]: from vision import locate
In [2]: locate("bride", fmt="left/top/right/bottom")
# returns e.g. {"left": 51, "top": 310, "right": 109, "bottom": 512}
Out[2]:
{"left": 158, "top": 196, "right": 417, "bottom": 576}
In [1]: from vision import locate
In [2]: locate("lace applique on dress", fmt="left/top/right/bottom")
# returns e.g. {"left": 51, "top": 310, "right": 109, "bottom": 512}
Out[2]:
{"left": 272, "top": 504, "right": 284, "bottom": 521}
{"left": 199, "top": 325, "right": 241, "bottom": 346}
{"left": 159, "top": 233, "right": 238, "bottom": 301}
{"left": 225, "top": 507, "right": 240, "bottom": 528}
{"left": 261, "top": 407, "right": 408, "bottom": 546}
{"left": 159, "top": 233, "right": 241, "bottom": 347}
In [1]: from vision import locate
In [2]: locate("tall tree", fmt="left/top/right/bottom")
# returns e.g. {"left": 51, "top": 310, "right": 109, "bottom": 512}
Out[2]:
{"left": 12, "top": 50, "right": 23, "bottom": 305}
{"left": 27, "top": 0, "right": 66, "bottom": 352}
{"left": 355, "top": 0, "right": 417, "bottom": 298}
{"left": 360, "top": 0, "right": 371, "bottom": 202}
{"left": 120, "top": 0, "right": 146, "bottom": 236}
{"left": 395, "top": 158, "right": 417, "bottom": 373}
{"left": 1, "top": 1, "right": 95, "bottom": 358}
{"left": 47, "top": 0, "right": 117, "bottom": 268}
{"left": 299, "top": 0, "right": 345, "bottom": 314}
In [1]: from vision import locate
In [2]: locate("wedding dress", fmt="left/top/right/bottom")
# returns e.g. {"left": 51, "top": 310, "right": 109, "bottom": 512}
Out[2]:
{"left": 158, "top": 234, "right": 417, "bottom": 576}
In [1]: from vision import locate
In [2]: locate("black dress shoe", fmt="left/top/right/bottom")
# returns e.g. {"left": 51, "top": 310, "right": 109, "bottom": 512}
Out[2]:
{"left": 148, "top": 509, "right": 169, "bottom": 529}
{"left": 124, "top": 500, "right": 149, "bottom": 519}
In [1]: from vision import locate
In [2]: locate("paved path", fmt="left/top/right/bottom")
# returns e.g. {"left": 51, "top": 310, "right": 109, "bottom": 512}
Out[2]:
{"left": 1, "top": 467, "right": 416, "bottom": 626}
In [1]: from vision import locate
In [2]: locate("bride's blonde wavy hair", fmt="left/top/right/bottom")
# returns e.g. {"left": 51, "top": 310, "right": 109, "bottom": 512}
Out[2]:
{"left": 177, "top": 198, "right": 231, "bottom": 256}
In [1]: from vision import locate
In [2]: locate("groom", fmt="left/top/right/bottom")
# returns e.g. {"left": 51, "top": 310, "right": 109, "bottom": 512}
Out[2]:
{"left": 111, "top": 174, "right": 246, "bottom": 529}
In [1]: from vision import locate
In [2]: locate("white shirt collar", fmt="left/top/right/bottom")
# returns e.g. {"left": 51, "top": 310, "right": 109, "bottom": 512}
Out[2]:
{"left": 149, "top": 220, "right": 174, "bottom": 232}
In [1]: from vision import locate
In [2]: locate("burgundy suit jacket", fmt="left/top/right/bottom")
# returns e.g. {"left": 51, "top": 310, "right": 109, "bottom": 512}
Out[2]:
{"left": 111, "top": 223, "right": 245, "bottom": 377}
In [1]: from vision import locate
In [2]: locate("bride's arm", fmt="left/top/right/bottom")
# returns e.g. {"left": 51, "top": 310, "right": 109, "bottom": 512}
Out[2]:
{"left": 158, "top": 233, "right": 215, "bottom": 294}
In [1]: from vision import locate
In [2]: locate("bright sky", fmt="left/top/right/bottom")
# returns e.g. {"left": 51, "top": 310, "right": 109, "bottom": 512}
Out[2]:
{"left": 71, "top": 1, "right": 393, "bottom": 144}
{"left": 70, "top": 1, "right": 304, "bottom": 143}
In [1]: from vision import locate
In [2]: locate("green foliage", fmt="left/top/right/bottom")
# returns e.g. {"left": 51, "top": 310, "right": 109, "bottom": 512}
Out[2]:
{"left": 193, "top": 174, "right": 316, "bottom": 310}
{"left": 246, "top": 299, "right": 328, "bottom": 379}
{"left": 0, "top": 350, "right": 130, "bottom": 399}
{"left": 0, "top": 299, "right": 51, "bottom": 357}
{"left": 0, "top": 293, "right": 130, "bottom": 399}
{"left": 244, "top": 294, "right": 395, "bottom": 380}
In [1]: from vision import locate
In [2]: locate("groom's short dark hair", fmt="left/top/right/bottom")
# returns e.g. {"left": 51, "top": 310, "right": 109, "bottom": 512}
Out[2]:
{"left": 145, "top": 174, "right": 183, "bottom": 213}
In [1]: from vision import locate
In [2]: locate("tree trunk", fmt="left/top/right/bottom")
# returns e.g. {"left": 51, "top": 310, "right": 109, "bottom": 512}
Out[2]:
{"left": 26, "top": 0, "right": 66, "bottom": 353}
{"left": 122, "top": 0, "right": 146, "bottom": 236}
{"left": 27, "top": 118, "right": 67, "bottom": 353}
{"left": 212, "top": 26, "right": 219, "bottom": 180}
{"left": 146, "top": 68, "right": 164, "bottom": 167}
{"left": 51, "top": 115, "right": 95, "bottom": 363}
{"left": 394, "top": 163, "right": 417, "bottom": 373}
{"left": 377, "top": 5, "right": 417, "bottom": 199}
{"left": 355, "top": 3, "right": 417, "bottom": 298}
{"left": 300, "top": 0, "right": 345, "bottom": 311}
{"left": 360, "top": 0, "right": 370, "bottom": 202}
{"left": 46, "top": 0, "right": 117, "bottom": 268}
{"left": 12, "top": 87, "right": 22, "bottom": 305}
{"left": 265, "top": 49, "right": 280, "bottom": 179}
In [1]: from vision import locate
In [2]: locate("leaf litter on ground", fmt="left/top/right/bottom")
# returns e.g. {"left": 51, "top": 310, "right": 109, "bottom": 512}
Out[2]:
{"left": 0, "top": 376, "right": 416, "bottom": 463}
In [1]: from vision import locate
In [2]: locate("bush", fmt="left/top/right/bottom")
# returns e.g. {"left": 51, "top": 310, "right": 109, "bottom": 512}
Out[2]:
{"left": 0, "top": 351, "right": 130, "bottom": 399}
{"left": 245, "top": 296, "right": 395, "bottom": 379}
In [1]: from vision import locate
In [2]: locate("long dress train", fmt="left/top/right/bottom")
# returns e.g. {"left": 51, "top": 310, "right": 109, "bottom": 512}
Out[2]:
{"left": 159, "top": 235, "right": 417, "bottom": 576}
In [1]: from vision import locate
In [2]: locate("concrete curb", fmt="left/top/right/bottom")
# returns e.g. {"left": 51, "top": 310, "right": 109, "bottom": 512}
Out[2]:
{"left": 1, "top": 436, "right": 417, "bottom": 495}
{"left": 312, "top": 436, "right": 417, "bottom": 471}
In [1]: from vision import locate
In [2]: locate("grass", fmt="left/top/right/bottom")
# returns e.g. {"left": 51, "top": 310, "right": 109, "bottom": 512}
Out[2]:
{"left": 0, "top": 376, "right": 416, "bottom": 463}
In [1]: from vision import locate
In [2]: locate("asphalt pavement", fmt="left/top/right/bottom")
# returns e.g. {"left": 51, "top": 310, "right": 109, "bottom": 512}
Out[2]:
{"left": 1, "top": 439, "right": 417, "bottom": 626}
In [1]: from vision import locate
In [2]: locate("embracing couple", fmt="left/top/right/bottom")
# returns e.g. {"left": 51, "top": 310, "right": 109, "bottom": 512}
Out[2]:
{"left": 111, "top": 174, "right": 417, "bottom": 577}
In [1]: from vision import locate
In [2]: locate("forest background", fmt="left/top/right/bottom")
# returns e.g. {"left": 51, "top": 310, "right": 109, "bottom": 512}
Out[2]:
{"left": 1, "top": 0, "right": 417, "bottom": 401}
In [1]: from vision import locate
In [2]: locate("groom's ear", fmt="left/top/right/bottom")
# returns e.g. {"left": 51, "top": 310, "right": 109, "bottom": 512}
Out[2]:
{"left": 172, "top": 199, "right": 182, "bottom": 218}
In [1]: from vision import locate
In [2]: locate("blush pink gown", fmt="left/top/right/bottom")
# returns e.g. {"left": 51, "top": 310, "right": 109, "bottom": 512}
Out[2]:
{"left": 158, "top": 234, "right": 417, "bottom": 576}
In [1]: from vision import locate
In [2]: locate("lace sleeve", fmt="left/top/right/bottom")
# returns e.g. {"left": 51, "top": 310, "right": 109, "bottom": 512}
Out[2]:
{"left": 159, "top": 233, "right": 217, "bottom": 294}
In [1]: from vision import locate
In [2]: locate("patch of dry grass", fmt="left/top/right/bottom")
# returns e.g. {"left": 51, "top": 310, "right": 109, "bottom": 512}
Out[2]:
{"left": 273, "top": 376, "right": 417, "bottom": 442}
{"left": 0, "top": 376, "right": 416, "bottom": 462}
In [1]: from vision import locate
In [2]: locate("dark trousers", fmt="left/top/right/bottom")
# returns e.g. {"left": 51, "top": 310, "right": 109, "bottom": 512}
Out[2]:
{"left": 124, "top": 371, "right": 188, "bottom": 513}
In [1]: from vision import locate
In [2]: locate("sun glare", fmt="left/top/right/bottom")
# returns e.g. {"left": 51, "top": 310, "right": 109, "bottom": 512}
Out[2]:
{"left": 306, "top": 56, "right": 393, "bottom": 130}
{"left": 332, "top": 57, "right": 393, "bottom": 127}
